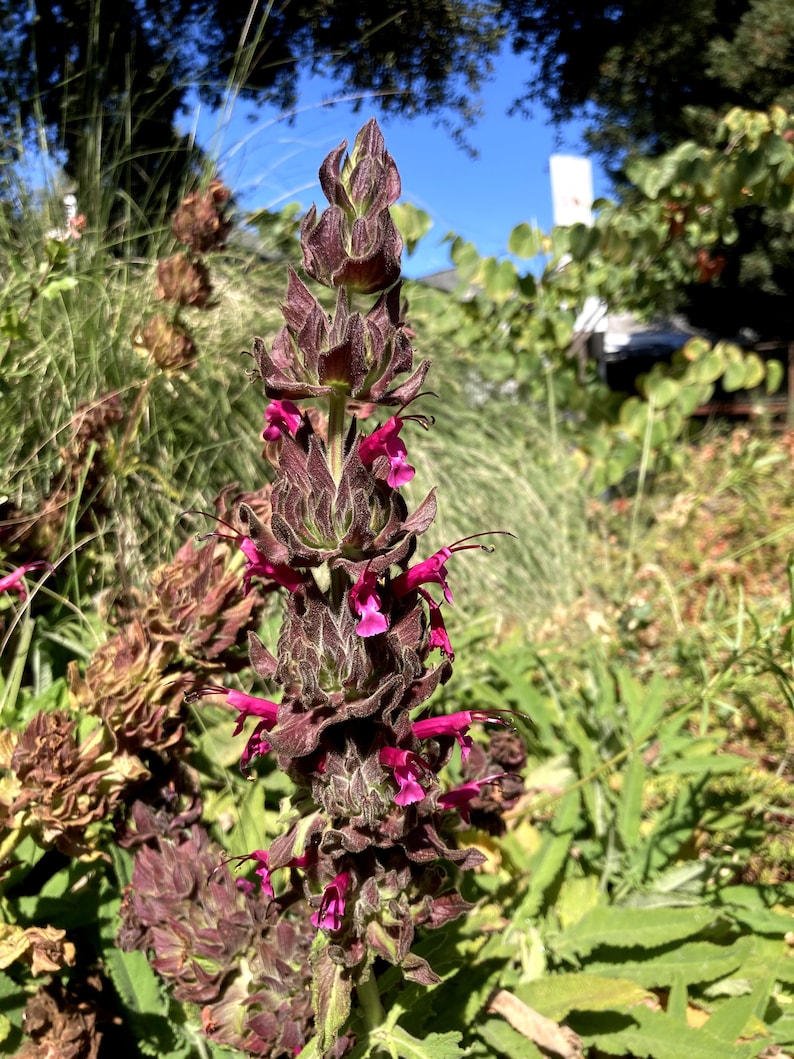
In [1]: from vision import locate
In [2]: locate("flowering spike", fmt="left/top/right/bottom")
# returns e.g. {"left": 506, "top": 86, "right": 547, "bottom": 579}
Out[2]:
{"left": 126, "top": 123, "right": 528, "bottom": 1026}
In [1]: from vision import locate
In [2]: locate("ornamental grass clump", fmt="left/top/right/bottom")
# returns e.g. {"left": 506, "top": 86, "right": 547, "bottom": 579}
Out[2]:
{"left": 164, "top": 119, "right": 519, "bottom": 1049}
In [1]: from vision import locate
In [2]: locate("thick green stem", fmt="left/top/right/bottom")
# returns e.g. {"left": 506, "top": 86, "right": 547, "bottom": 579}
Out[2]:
{"left": 327, "top": 392, "right": 348, "bottom": 486}
{"left": 356, "top": 972, "right": 386, "bottom": 1035}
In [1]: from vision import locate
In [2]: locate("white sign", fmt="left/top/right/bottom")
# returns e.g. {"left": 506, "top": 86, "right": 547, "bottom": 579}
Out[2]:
{"left": 550, "top": 155, "right": 594, "bottom": 227}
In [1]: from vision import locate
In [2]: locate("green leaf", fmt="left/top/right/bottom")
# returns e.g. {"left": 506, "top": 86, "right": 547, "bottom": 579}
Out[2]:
{"left": 520, "top": 791, "right": 580, "bottom": 918}
{"left": 583, "top": 1005, "right": 765, "bottom": 1059}
{"left": 766, "top": 358, "right": 784, "bottom": 394}
{"left": 554, "top": 905, "right": 720, "bottom": 960}
{"left": 312, "top": 941, "right": 352, "bottom": 1054}
{"left": 103, "top": 947, "right": 177, "bottom": 1055}
{"left": 517, "top": 973, "right": 652, "bottom": 1022}
{"left": 657, "top": 752, "right": 749, "bottom": 776}
{"left": 508, "top": 223, "right": 545, "bottom": 259}
{"left": 39, "top": 275, "right": 79, "bottom": 300}
{"left": 482, "top": 258, "right": 518, "bottom": 303}
{"left": 568, "top": 223, "right": 600, "bottom": 261}
{"left": 477, "top": 1018, "right": 543, "bottom": 1059}
{"left": 391, "top": 203, "right": 433, "bottom": 255}
{"left": 587, "top": 937, "right": 754, "bottom": 988}
{"left": 372, "top": 1024, "right": 465, "bottom": 1059}
{"left": 704, "top": 973, "right": 774, "bottom": 1045}
{"left": 617, "top": 753, "right": 645, "bottom": 850}
{"left": 722, "top": 359, "right": 747, "bottom": 392}
{"left": 639, "top": 370, "right": 679, "bottom": 409}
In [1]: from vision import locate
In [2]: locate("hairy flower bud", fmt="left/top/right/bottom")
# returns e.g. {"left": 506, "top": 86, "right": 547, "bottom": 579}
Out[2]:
{"left": 301, "top": 118, "right": 403, "bottom": 293}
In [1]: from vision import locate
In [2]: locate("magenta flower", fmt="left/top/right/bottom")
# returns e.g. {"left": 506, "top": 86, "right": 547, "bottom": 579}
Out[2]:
{"left": 251, "top": 850, "right": 275, "bottom": 897}
{"left": 184, "top": 684, "right": 279, "bottom": 772}
{"left": 379, "top": 747, "right": 433, "bottom": 806}
{"left": 418, "top": 588, "right": 454, "bottom": 660}
{"left": 0, "top": 560, "right": 53, "bottom": 601}
{"left": 412, "top": 710, "right": 510, "bottom": 763}
{"left": 349, "top": 566, "right": 389, "bottom": 636}
{"left": 263, "top": 399, "right": 302, "bottom": 441}
{"left": 358, "top": 415, "right": 415, "bottom": 488}
{"left": 438, "top": 774, "right": 510, "bottom": 824}
{"left": 225, "top": 689, "right": 278, "bottom": 733}
{"left": 392, "top": 533, "right": 503, "bottom": 604}
{"left": 240, "top": 537, "right": 305, "bottom": 595}
{"left": 222, "top": 849, "right": 275, "bottom": 897}
{"left": 311, "top": 871, "right": 350, "bottom": 931}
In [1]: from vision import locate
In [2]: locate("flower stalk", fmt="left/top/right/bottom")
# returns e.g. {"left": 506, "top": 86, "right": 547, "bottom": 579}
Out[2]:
{"left": 170, "top": 119, "right": 520, "bottom": 1053}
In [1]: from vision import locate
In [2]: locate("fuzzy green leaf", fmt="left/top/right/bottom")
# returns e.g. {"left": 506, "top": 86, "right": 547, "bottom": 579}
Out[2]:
{"left": 392, "top": 1029, "right": 465, "bottom": 1059}
{"left": 517, "top": 973, "right": 652, "bottom": 1022}
{"left": 312, "top": 942, "right": 352, "bottom": 1054}
{"left": 587, "top": 937, "right": 753, "bottom": 988}
{"left": 583, "top": 1005, "right": 765, "bottom": 1059}
{"left": 477, "top": 1018, "right": 544, "bottom": 1059}
{"left": 103, "top": 947, "right": 177, "bottom": 1055}
{"left": 554, "top": 905, "right": 719, "bottom": 960}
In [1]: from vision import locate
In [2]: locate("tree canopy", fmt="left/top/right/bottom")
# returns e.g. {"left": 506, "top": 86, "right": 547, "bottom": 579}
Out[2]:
{"left": 0, "top": 0, "right": 504, "bottom": 218}
{"left": 505, "top": 0, "right": 794, "bottom": 168}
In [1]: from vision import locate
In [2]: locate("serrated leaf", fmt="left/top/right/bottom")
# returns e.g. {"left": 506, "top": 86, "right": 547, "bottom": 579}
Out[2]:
{"left": 312, "top": 942, "right": 352, "bottom": 1053}
{"left": 704, "top": 973, "right": 774, "bottom": 1045}
{"left": 104, "top": 948, "right": 163, "bottom": 1013}
{"left": 657, "top": 752, "right": 748, "bottom": 776}
{"left": 517, "top": 973, "right": 652, "bottom": 1022}
{"left": 584, "top": 1005, "right": 764, "bottom": 1059}
{"left": 478, "top": 1017, "right": 544, "bottom": 1058}
{"left": 373, "top": 1024, "right": 465, "bottom": 1059}
{"left": 103, "top": 946, "right": 176, "bottom": 1054}
{"left": 554, "top": 905, "right": 719, "bottom": 960}
{"left": 587, "top": 937, "right": 754, "bottom": 988}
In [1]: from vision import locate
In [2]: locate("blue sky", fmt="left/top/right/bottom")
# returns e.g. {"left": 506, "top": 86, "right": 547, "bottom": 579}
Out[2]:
{"left": 185, "top": 46, "right": 611, "bottom": 279}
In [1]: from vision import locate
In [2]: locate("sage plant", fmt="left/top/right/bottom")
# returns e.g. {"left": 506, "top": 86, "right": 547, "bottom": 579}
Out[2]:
{"left": 199, "top": 120, "right": 513, "bottom": 1048}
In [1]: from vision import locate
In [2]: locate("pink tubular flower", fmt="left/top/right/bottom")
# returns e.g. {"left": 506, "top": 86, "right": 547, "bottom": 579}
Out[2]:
{"left": 185, "top": 510, "right": 304, "bottom": 595}
{"left": 412, "top": 710, "right": 510, "bottom": 763}
{"left": 251, "top": 850, "right": 275, "bottom": 898}
{"left": 184, "top": 684, "right": 279, "bottom": 771}
{"left": 221, "top": 849, "right": 274, "bottom": 898}
{"left": 438, "top": 774, "right": 510, "bottom": 824}
{"left": 263, "top": 399, "right": 302, "bottom": 441}
{"left": 311, "top": 871, "right": 350, "bottom": 931}
{"left": 240, "top": 536, "right": 304, "bottom": 595}
{"left": 392, "top": 532, "right": 506, "bottom": 604}
{"left": 349, "top": 566, "right": 389, "bottom": 636}
{"left": 0, "top": 560, "right": 53, "bottom": 602}
{"left": 419, "top": 588, "right": 454, "bottom": 660}
{"left": 358, "top": 415, "right": 415, "bottom": 488}
{"left": 379, "top": 747, "right": 433, "bottom": 806}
